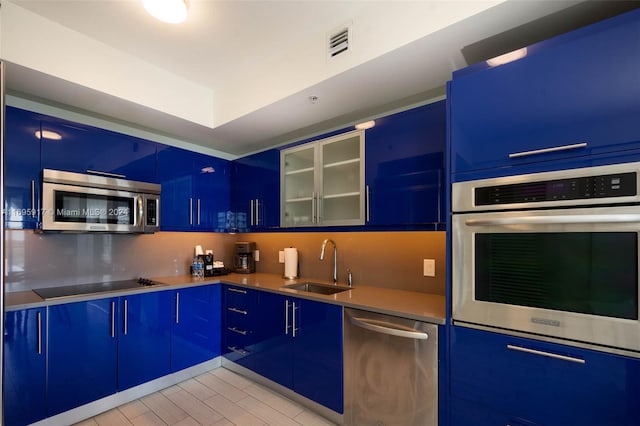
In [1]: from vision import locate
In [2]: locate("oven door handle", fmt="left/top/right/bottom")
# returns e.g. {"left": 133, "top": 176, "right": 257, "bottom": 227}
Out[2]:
{"left": 465, "top": 214, "right": 640, "bottom": 226}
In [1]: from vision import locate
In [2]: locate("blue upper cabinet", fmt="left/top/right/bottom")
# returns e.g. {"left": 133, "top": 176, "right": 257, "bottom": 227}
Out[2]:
{"left": 449, "top": 9, "right": 640, "bottom": 182}
{"left": 40, "top": 115, "right": 157, "bottom": 182}
{"left": 231, "top": 149, "right": 280, "bottom": 231}
{"left": 157, "top": 145, "right": 231, "bottom": 232}
{"left": 450, "top": 326, "right": 640, "bottom": 426}
{"left": 4, "top": 106, "right": 42, "bottom": 229}
{"left": 365, "top": 100, "right": 446, "bottom": 227}
{"left": 4, "top": 308, "right": 47, "bottom": 426}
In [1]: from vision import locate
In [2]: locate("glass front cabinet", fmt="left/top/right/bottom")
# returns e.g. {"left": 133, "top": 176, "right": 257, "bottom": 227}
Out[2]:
{"left": 281, "top": 130, "right": 364, "bottom": 227}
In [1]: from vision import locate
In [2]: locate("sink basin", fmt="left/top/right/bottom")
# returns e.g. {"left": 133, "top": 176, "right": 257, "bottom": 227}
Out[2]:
{"left": 282, "top": 282, "right": 351, "bottom": 295}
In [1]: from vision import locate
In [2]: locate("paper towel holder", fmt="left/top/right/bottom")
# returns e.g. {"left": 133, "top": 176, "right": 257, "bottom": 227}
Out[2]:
{"left": 283, "top": 247, "right": 299, "bottom": 279}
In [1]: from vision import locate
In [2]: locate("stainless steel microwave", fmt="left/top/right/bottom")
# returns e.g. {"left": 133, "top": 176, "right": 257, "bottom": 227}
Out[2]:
{"left": 40, "top": 169, "right": 160, "bottom": 233}
{"left": 452, "top": 162, "right": 640, "bottom": 355}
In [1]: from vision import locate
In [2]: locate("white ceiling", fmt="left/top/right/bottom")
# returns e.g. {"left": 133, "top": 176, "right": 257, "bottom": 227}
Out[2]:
{"left": 2, "top": 0, "right": 618, "bottom": 158}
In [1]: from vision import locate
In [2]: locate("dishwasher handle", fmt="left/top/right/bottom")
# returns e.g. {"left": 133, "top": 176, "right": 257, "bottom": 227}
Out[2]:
{"left": 350, "top": 316, "right": 430, "bottom": 340}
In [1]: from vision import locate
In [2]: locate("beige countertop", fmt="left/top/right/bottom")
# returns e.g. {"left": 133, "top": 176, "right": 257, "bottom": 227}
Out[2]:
{"left": 5, "top": 272, "right": 446, "bottom": 325}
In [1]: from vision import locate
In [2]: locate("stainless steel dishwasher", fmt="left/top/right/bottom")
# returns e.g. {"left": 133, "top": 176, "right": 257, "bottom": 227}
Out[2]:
{"left": 344, "top": 308, "right": 438, "bottom": 426}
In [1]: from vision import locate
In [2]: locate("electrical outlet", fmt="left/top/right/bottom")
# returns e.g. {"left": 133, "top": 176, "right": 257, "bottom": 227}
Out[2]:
{"left": 278, "top": 250, "right": 285, "bottom": 263}
{"left": 423, "top": 259, "right": 435, "bottom": 277}
{"left": 254, "top": 250, "right": 260, "bottom": 262}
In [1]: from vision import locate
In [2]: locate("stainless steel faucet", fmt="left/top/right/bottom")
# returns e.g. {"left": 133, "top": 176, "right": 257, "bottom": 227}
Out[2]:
{"left": 319, "top": 239, "right": 337, "bottom": 284}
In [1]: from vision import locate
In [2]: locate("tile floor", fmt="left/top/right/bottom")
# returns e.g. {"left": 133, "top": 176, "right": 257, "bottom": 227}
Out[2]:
{"left": 73, "top": 368, "right": 338, "bottom": 426}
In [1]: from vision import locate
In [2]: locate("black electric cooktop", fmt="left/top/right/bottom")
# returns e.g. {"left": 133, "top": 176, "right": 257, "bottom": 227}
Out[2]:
{"left": 33, "top": 278, "right": 160, "bottom": 300}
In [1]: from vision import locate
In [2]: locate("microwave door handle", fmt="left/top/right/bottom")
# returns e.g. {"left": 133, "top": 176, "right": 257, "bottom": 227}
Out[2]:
{"left": 465, "top": 214, "right": 640, "bottom": 227}
{"left": 137, "top": 196, "right": 144, "bottom": 229}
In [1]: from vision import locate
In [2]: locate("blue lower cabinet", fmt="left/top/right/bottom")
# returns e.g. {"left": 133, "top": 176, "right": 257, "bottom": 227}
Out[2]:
{"left": 450, "top": 326, "right": 640, "bottom": 426}
{"left": 222, "top": 286, "right": 259, "bottom": 370}
{"left": 171, "top": 285, "right": 221, "bottom": 371}
{"left": 4, "top": 308, "right": 47, "bottom": 426}
{"left": 48, "top": 299, "right": 118, "bottom": 416}
{"left": 118, "top": 291, "right": 172, "bottom": 390}
{"left": 252, "top": 292, "right": 343, "bottom": 413}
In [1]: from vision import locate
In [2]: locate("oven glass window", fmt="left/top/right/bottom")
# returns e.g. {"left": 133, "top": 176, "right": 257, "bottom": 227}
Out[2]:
{"left": 475, "top": 232, "right": 638, "bottom": 320}
{"left": 54, "top": 191, "right": 134, "bottom": 225}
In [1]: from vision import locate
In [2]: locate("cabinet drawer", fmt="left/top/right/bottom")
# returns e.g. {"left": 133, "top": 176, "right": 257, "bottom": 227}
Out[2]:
{"left": 450, "top": 326, "right": 640, "bottom": 425}
{"left": 225, "top": 286, "right": 257, "bottom": 309}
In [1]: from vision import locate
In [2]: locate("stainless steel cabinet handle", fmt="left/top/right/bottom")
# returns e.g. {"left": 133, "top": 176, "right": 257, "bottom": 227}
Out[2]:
{"left": 311, "top": 192, "right": 317, "bottom": 224}
{"left": 31, "top": 180, "right": 36, "bottom": 217}
{"left": 250, "top": 199, "right": 255, "bottom": 226}
{"left": 197, "top": 199, "right": 201, "bottom": 225}
{"left": 123, "top": 299, "right": 128, "bottom": 335}
{"left": 365, "top": 185, "right": 370, "bottom": 222}
{"left": 189, "top": 198, "right": 193, "bottom": 225}
{"left": 285, "top": 300, "right": 290, "bottom": 334}
{"left": 508, "top": 142, "right": 587, "bottom": 159}
{"left": 228, "top": 326, "right": 248, "bottom": 336}
{"left": 111, "top": 301, "right": 116, "bottom": 338}
{"left": 227, "top": 287, "right": 247, "bottom": 294}
{"left": 292, "top": 302, "right": 299, "bottom": 338}
{"left": 175, "top": 292, "right": 180, "bottom": 324}
{"left": 465, "top": 214, "right": 640, "bottom": 227}
{"left": 37, "top": 311, "right": 43, "bottom": 354}
{"left": 507, "top": 344, "right": 585, "bottom": 364}
{"left": 350, "top": 317, "right": 430, "bottom": 340}
{"left": 228, "top": 307, "right": 248, "bottom": 315}
{"left": 227, "top": 346, "right": 248, "bottom": 356}
{"left": 255, "top": 199, "right": 260, "bottom": 226}
{"left": 85, "top": 169, "right": 127, "bottom": 179}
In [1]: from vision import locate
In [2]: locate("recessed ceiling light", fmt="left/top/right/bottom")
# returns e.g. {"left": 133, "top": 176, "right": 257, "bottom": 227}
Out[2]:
{"left": 355, "top": 120, "right": 375, "bottom": 130}
{"left": 143, "top": 0, "right": 188, "bottom": 24}
{"left": 35, "top": 130, "right": 62, "bottom": 140}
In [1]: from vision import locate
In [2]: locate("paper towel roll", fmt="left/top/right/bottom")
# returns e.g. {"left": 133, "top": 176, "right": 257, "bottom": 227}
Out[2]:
{"left": 284, "top": 247, "right": 298, "bottom": 279}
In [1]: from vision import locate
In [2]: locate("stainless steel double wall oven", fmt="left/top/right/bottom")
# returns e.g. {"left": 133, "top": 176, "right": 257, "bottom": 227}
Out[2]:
{"left": 452, "top": 161, "right": 640, "bottom": 355}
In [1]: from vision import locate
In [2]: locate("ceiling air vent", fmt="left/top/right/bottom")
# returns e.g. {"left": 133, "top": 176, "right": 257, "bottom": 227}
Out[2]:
{"left": 329, "top": 27, "right": 350, "bottom": 58}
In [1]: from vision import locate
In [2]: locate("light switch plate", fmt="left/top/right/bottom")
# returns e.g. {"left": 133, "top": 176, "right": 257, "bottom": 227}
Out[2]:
{"left": 254, "top": 250, "right": 260, "bottom": 262}
{"left": 278, "top": 250, "right": 285, "bottom": 263}
{"left": 423, "top": 259, "right": 435, "bottom": 277}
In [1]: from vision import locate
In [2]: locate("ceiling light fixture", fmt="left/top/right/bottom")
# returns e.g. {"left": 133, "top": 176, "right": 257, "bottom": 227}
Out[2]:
{"left": 143, "top": 0, "right": 188, "bottom": 24}
{"left": 35, "top": 130, "right": 62, "bottom": 140}
{"left": 355, "top": 120, "right": 375, "bottom": 130}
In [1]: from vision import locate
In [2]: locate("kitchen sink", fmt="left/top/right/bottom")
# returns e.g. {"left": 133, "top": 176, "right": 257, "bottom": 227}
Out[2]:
{"left": 282, "top": 282, "right": 351, "bottom": 295}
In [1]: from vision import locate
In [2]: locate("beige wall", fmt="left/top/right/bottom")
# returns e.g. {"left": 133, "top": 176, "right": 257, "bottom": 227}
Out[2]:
{"left": 4, "top": 230, "right": 445, "bottom": 295}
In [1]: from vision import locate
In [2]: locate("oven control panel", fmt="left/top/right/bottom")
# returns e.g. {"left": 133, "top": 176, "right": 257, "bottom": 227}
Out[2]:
{"left": 475, "top": 172, "right": 637, "bottom": 206}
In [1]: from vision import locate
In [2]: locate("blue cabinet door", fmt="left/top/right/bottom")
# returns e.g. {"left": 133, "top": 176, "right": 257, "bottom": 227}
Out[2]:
{"left": 292, "top": 298, "right": 343, "bottom": 413}
{"left": 118, "top": 291, "right": 172, "bottom": 390}
{"left": 4, "top": 308, "right": 47, "bottom": 426}
{"left": 4, "top": 106, "right": 41, "bottom": 229}
{"left": 449, "top": 9, "right": 640, "bottom": 181}
{"left": 40, "top": 115, "right": 157, "bottom": 182}
{"left": 450, "top": 326, "right": 640, "bottom": 426}
{"left": 231, "top": 149, "right": 280, "bottom": 231}
{"left": 157, "top": 145, "right": 232, "bottom": 231}
{"left": 47, "top": 298, "right": 118, "bottom": 416}
{"left": 171, "top": 285, "right": 221, "bottom": 372}
{"left": 193, "top": 153, "right": 231, "bottom": 231}
{"left": 251, "top": 291, "right": 293, "bottom": 388}
{"left": 365, "top": 101, "right": 446, "bottom": 227}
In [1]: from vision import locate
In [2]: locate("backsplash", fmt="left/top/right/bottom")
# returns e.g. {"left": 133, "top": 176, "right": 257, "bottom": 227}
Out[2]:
{"left": 4, "top": 230, "right": 445, "bottom": 295}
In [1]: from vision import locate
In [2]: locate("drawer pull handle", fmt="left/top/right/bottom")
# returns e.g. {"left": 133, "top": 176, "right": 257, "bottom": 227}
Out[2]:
{"left": 227, "top": 288, "right": 247, "bottom": 294}
{"left": 227, "top": 346, "right": 248, "bottom": 356}
{"left": 508, "top": 142, "right": 587, "bottom": 159}
{"left": 228, "top": 307, "right": 248, "bottom": 315}
{"left": 507, "top": 344, "right": 585, "bottom": 364}
{"left": 228, "top": 326, "right": 248, "bottom": 336}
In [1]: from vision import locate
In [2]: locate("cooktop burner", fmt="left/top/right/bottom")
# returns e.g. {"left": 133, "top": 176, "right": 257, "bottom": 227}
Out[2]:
{"left": 33, "top": 278, "right": 160, "bottom": 300}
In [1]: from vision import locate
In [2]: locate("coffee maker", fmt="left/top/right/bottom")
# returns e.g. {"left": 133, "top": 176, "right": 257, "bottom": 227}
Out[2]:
{"left": 234, "top": 241, "right": 256, "bottom": 273}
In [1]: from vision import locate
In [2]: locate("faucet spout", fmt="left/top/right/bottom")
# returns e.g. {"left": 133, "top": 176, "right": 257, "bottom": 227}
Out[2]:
{"left": 320, "top": 239, "right": 338, "bottom": 284}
